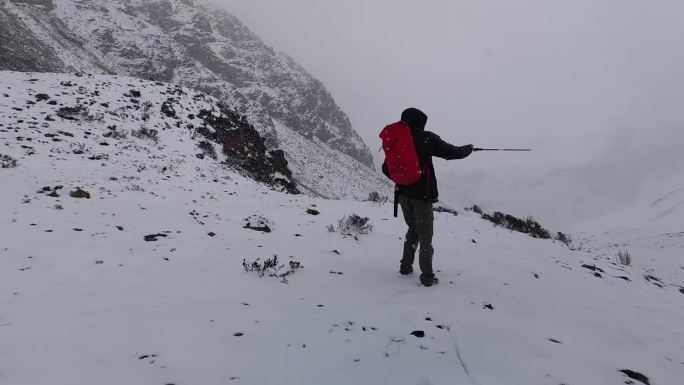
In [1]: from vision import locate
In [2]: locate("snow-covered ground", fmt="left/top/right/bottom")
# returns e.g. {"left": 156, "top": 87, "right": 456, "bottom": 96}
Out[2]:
{"left": 1, "top": 72, "right": 683, "bottom": 385}
{"left": 572, "top": 185, "right": 684, "bottom": 292}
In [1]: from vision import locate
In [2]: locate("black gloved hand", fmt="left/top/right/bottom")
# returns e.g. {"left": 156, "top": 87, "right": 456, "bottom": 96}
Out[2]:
{"left": 464, "top": 144, "right": 474, "bottom": 156}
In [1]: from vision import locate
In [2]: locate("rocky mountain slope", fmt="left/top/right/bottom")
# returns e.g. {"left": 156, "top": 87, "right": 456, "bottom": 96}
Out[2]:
{"left": 0, "top": 71, "right": 301, "bottom": 194}
{"left": 0, "top": 0, "right": 388, "bottom": 199}
{"left": 2, "top": 72, "right": 683, "bottom": 384}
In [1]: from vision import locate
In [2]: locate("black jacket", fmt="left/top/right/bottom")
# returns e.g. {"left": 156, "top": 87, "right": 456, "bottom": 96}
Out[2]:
{"left": 382, "top": 108, "right": 473, "bottom": 201}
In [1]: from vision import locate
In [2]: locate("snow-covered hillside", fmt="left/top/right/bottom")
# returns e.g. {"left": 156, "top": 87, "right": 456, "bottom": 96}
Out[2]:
{"left": 572, "top": 186, "right": 684, "bottom": 290}
{"left": 0, "top": 71, "right": 302, "bottom": 193}
{"left": 0, "top": 0, "right": 387, "bottom": 199}
{"left": 2, "top": 73, "right": 683, "bottom": 385}
{"left": 0, "top": 71, "right": 388, "bottom": 198}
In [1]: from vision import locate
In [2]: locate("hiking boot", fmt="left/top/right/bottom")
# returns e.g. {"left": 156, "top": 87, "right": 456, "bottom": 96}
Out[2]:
{"left": 399, "top": 265, "right": 414, "bottom": 275}
{"left": 421, "top": 276, "right": 439, "bottom": 287}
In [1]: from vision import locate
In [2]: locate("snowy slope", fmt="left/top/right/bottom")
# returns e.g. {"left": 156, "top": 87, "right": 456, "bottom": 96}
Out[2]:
{"left": 0, "top": 71, "right": 301, "bottom": 193}
{"left": 572, "top": 186, "right": 684, "bottom": 290}
{"left": 0, "top": 0, "right": 388, "bottom": 199}
{"left": 2, "top": 74, "right": 683, "bottom": 385}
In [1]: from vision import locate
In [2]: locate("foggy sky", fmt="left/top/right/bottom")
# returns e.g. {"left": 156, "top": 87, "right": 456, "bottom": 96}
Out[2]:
{"left": 209, "top": 0, "right": 684, "bottom": 227}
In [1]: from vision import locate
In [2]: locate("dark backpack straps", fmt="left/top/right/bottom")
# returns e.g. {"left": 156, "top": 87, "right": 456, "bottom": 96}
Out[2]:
{"left": 393, "top": 186, "right": 399, "bottom": 218}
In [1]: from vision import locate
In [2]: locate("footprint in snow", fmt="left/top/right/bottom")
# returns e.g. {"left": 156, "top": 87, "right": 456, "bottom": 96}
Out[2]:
{"left": 384, "top": 338, "right": 406, "bottom": 357}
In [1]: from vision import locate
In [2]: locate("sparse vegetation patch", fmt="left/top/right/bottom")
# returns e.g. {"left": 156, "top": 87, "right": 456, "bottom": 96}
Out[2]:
{"left": 616, "top": 249, "right": 632, "bottom": 266}
{"left": 104, "top": 125, "right": 129, "bottom": 140}
{"left": 56, "top": 104, "right": 102, "bottom": 122}
{"left": 482, "top": 211, "right": 551, "bottom": 239}
{"left": 242, "top": 255, "right": 303, "bottom": 283}
{"left": 329, "top": 214, "right": 373, "bottom": 239}
{"left": 366, "top": 191, "right": 388, "bottom": 203}
{"left": 131, "top": 125, "right": 159, "bottom": 143}
{"left": 71, "top": 142, "right": 88, "bottom": 154}
{"left": 472, "top": 204, "right": 572, "bottom": 246}
{"left": 1, "top": 154, "right": 18, "bottom": 168}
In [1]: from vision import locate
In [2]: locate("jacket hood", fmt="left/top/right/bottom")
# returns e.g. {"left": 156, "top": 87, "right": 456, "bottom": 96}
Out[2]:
{"left": 401, "top": 108, "right": 428, "bottom": 132}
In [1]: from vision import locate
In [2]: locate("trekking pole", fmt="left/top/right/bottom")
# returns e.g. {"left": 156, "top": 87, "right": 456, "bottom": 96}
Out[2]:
{"left": 473, "top": 148, "right": 531, "bottom": 152}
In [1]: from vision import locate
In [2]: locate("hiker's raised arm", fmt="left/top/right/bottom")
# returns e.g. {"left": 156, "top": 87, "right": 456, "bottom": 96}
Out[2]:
{"left": 431, "top": 134, "right": 473, "bottom": 160}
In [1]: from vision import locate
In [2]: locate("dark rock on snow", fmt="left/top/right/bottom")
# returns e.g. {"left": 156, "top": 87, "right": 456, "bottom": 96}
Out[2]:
{"left": 619, "top": 370, "right": 651, "bottom": 385}
{"left": 69, "top": 187, "right": 91, "bottom": 199}
{"left": 144, "top": 233, "right": 168, "bottom": 242}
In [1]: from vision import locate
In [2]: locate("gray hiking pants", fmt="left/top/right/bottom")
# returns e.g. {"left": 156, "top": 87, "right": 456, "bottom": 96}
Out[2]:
{"left": 398, "top": 195, "right": 434, "bottom": 279}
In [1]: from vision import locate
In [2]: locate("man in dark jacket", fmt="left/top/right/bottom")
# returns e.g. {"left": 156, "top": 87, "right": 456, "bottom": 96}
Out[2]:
{"left": 382, "top": 108, "right": 473, "bottom": 286}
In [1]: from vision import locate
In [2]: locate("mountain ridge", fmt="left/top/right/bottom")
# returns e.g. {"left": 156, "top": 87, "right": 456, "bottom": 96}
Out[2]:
{"left": 0, "top": 0, "right": 388, "bottom": 199}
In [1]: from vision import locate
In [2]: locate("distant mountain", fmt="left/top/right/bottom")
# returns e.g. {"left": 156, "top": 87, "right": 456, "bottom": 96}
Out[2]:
{"left": 573, "top": 186, "right": 684, "bottom": 235}
{"left": 0, "top": 0, "right": 389, "bottom": 199}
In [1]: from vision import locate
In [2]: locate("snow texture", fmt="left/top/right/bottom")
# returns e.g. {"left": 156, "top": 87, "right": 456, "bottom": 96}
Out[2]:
{"left": 573, "top": 187, "right": 684, "bottom": 291}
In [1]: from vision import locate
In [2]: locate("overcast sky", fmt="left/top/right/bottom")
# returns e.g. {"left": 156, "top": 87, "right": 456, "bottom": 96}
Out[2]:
{"left": 209, "top": 0, "right": 684, "bottom": 227}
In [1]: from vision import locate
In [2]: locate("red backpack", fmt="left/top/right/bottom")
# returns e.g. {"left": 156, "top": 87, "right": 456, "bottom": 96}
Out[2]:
{"left": 380, "top": 121, "right": 422, "bottom": 185}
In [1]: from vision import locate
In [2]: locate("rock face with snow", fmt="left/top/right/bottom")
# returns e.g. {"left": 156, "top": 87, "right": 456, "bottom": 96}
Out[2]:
{"left": 0, "top": 71, "right": 298, "bottom": 194}
{"left": 0, "top": 0, "right": 389, "bottom": 199}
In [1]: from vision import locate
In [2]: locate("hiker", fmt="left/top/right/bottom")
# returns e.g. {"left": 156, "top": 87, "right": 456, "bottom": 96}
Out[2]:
{"left": 381, "top": 108, "right": 473, "bottom": 286}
